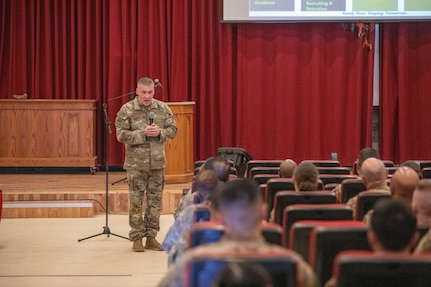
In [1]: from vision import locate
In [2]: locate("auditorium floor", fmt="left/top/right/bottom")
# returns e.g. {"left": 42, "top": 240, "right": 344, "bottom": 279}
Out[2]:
{"left": 0, "top": 214, "right": 175, "bottom": 287}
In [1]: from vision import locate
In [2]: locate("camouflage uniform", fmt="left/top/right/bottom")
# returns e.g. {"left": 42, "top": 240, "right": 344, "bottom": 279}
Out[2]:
{"left": 115, "top": 97, "right": 177, "bottom": 241}
{"left": 414, "top": 228, "right": 431, "bottom": 254}
{"left": 157, "top": 235, "right": 320, "bottom": 287}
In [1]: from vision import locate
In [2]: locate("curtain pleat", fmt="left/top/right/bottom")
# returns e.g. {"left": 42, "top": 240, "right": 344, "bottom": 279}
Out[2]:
{"left": 1, "top": 0, "right": 377, "bottom": 167}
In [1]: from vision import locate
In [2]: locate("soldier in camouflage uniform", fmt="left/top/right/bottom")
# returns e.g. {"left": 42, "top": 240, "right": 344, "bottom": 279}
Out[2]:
{"left": 115, "top": 77, "right": 178, "bottom": 252}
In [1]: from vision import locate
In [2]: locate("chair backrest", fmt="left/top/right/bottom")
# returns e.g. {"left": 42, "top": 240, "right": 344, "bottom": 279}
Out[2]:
{"left": 187, "top": 252, "right": 298, "bottom": 287}
{"left": 323, "top": 183, "right": 338, "bottom": 191}
{"left": 249, "top": 166, "right": 280, "bottom": 178}
{"left": 415, "top": 160, "right": 431, "bottom": 170}
{"left": 319, "top": 174, "right": 357, "bottom": 185}
{"left": 386, "top": 166, "right": 399, "bottom": 175}
{"left": 192, "top": 205, "right": 211, "bottom": 223}
{"left": 333, "top": 250, "right": 431, "bottom": 287}
{"left": 289, "top": 220, "right": 364, "bottom": 265}
{"left": 340, "top": 178, "right": 366, "bottom": 203}
{"left": 355, "top": 191, "right": 391, "bottom": 221}
{"left": 422, "top": 167, "right": 431, "bottom": 179}
{"left": 317, "top": 167, "right": 350, "bottom": 175}
{"left": 309, "top": 222, "right": 370, "bottom": 285}
{"left": 245, "top": 160, "right": 284, "bottom": 179}
{"left": 189, "top": 222, "right": 285, "bottom": 248}
{"left": 302, "top": 160, "right": 341, "bottom": 167}
{"left": 188, "top": 222, "right": 225, "bottom": 248}
{"left": 273, "top": 191, "right": 336, "bottom": 225}
{"left": 265, "top": 178, "right": 295, "bottom": 220}
{"left": 217, "top": 147, "right": 253, "bottom": 178}
{"left": 261, "top": 222, "right": 283, "bottom": 246}
{"left": 382, "top": 160, "right": 395, "bottom": 167}
{"left": 252, "top": 174, "right": 279, "bottom": 185}
{"left": 282, "top": 204, "right": 353, "bottom": 247}
{"left": 194, "top": 160, "right": 206, "bottom": 169}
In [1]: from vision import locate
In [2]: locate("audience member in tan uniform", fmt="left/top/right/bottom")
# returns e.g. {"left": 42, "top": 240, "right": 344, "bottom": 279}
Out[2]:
{"left": 325, "top": 199, "right": 419, "bottom": 287}
{"left": 279, "top": 159, "right": 297, "bottom": 178}
{"left": 157, "top": 179, "right": 319, "bottom": 287}
{"left": 269, "top": 161, "right": 318, "bottom": 222}
{"left": 413, "top": 179, "right": 431, "bottom": 254}
{"left": 363, "top": 166, "right": 420, "bottom": 224}
{"left": 346, "top": 157, "right": 389, "bottom": 219}
{"left": 333, "top": 147, "right": 380, "bottom": 201}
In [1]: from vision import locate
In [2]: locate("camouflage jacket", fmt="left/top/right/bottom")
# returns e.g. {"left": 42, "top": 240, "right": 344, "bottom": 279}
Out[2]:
{"left": 115, "top": 97, "right": 178, "bottom": 170}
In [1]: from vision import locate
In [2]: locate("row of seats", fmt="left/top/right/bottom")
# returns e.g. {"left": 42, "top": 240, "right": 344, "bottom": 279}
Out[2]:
{"left": 187, "top": 216, "right": 431, "bottom": 286}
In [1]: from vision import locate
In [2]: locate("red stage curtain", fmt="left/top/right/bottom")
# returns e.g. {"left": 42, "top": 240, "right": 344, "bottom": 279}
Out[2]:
{"left": 1, "top": 0, "right": 374, "bottom": 167}
{"left": 380, "top": 23, "right": 431, "bottom": 163}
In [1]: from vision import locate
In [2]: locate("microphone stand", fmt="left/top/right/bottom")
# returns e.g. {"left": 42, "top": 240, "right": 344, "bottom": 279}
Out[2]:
{"left": 78, "top": 92, "right": 135, "bottom": 242}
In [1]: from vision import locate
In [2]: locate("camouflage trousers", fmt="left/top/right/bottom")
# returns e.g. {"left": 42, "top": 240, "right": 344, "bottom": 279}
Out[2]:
{"left": 127, "top": 168, "right": 165, "bottom": 241}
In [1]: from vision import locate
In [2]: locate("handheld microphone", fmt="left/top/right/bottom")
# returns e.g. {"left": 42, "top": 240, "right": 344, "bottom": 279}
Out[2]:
{"left": 149, "top": 112, "right": 155, "bottom": 125}
{"left": 154, "top": 79, "right": 163, "bottom": 88}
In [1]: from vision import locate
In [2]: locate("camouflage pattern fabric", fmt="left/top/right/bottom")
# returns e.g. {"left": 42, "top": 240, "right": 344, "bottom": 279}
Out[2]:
{"left": 128, "top": 168, "right": 164, "bottom": 240}
{"left": 115, "top": 97, "right": 177, "bottom": 240}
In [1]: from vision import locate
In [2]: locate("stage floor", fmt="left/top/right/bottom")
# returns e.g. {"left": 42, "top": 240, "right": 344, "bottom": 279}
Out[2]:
{"left": 0, "top": 172, "right": 191, "bottom": 218}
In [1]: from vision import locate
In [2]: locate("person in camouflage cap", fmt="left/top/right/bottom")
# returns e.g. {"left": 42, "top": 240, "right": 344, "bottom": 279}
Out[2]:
{"left": 115, "top": 77, "right": 178, "bottom": 252}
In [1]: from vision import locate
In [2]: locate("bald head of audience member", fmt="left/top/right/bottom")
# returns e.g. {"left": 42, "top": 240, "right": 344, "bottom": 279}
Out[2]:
{"left": 361, "top": 158, "right": 388, "bottom": 190}
{"left": 368, "top": 199, "right": 419, "bottom": 254}
{"left": 390, "top": 166, "right": 420, "bottom": 205}
{"left": 356, "top": 147, "right": 380, "bottom": 175}
{"left": 401, "top": 160, "right": 422, "bottom": 179}
{"left": 200, "top": 156, "right": 231, "bottom": 183}
{"left": 212, "top": 179, "right": 264, "bottom": 240}
{"left": 279, "top": 159, "right": 297, "bottom": 178}
{"left": 412, "top": 179, "right": 431, "bottom": 226}
{"left": 293, "top": 162, "right": 319, "bottom": 191}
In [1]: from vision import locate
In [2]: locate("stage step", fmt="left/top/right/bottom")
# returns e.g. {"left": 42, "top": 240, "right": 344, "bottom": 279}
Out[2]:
{"left": 2, "top": 200, "right": 95, "bottom": 218}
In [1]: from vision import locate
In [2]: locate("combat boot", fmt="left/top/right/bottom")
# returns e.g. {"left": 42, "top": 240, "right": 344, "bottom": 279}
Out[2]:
{"left": 132, "top": 238, "right": 145, "bottom": 252}
{"left": 145, "top": 237, "right": 164, "bottom": 251}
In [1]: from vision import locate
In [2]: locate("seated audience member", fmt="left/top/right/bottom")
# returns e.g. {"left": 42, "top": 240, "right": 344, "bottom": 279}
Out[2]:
{"left": 363, "top": 166, "right": 420, "bottom": 224}
{"left": 413, "top": 180, "right": 431, "bottom": 254}
{"left": 346, "top": 157, "right": 389, "bottom": 218}
{"left": 279, "top": 159, "right": 297, "bottom": 178}
{"left": 157, "top": 179, "right": 319, "bottom": 287}
{"left": 325, "top": 199, "right": 419, "bottom": 287}
{"left": 269, "top": 161, "right": 319, "bottom": 222}
{"left": 174, "top": 156, "right": 230, "bottom": 219}
{"left": 163, "top": 170, "right": 220, "bottom": 265}
{"left": 333, "top": 147, "right": 380, "bottom": 200}
{"left": 294, "top": 162, "right": 319, "bottom": 191}
{"left": 400, "top": 160, "right": 422, "bottom": 179}
{"left": 214, "top": 262, "right": 273, "bottom": 287}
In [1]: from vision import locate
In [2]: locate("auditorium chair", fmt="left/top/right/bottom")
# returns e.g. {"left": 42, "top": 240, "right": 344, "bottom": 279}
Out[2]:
{"left": 289, "top": 220, "right": 364, "bottom": 265}
{"left": 188, "top": 222, "right": 224, "bottom": 248}
{"left": 281, "top": 204, "right": 353, "bottom": 247}
{"left": 186, "top": 252, "right": 298, "bottom": 287}
{"left": 301, "top": 160, "right": 340, "bottom": 167}
{"left": 252, "top": 174, "right": 279, "bottom": 185}
{"left": 189, "top": 222, "right": 285, "bottom": 248}
{"left": 249, "top": 167, "right": 280, "bottom": 178}
{"left": 386, "top": 166, "right": 398, "bottom": 175}
{"left": 217, "top": 147, "right": 253, "bottom": 178}
{"left": 381, "top": 160, "right": 395, "bottom": 167}
{"left": 317, "top": 167, "right": 350, "bottom": 175}
{"left": 192, "top": 205, "right": 211, "bottom": 223}
{"left": 422, "top": 167, "right": 431, "bottom": 178}
{"left": 355, "top": 191, "right": 391, "bottom": 221}
{"left": 332, "top": 250, "right": 431, "bottom": 287}
{"left": 308, "top": 221, "right": 370, "bottom": 285}
{"left": 261, "top": 222, "right": 283, "bottom": 246}
{"left": 319, "top": 174, "right": 357, "bottom": 185}
{"left": 264, "top": 178, "right": 295, "bottom": 220}
{"left": 258, "top": 184, "right": 267, "bottom": 202}
{"left": 194, "top": 160, "right": 206, "bottom": 169}
{"left": 339, "top": 178, "right": 366, "bottom": 203}
{"left": 323, "top": 183, "right": 338, "bottom": 191}
{"left": 416, "top": 160, "right": 431, "bottom": 170}
{"left": 273, "top": 191, "right": 336, "bottom": 225}
{"left": 245, "top": 160, "right": 283, "bottom": 179}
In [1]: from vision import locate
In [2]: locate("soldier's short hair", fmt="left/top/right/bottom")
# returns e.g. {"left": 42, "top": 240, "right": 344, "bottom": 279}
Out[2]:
{"left": 137, "top": 77, "right": 154, "bottom": 87}
{"left": 212, "top": 179, "right": 261, "bottom": 212}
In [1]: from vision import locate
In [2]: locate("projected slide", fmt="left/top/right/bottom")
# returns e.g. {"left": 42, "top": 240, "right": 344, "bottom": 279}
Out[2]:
{"left": 250, "top": 0, "right": 294, "bottom": 12}
{"left": 352, "top": 0, "right": 398, "bottom": 12}
{"left": 224, "top": 0, "right": 431, "bottom": 22}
